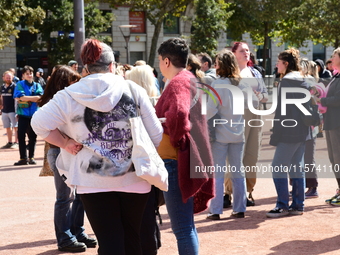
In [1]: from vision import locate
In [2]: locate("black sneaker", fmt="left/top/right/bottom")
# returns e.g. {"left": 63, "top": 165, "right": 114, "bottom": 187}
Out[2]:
{"left": 230, "top": 212, "right": 245, "bottom": 218}
{"left": 78, "top": 237, "right": 97, "bottom": 248}
{"left": 1, "top": 142, "right": 13, "bottom": 149}
{"left": 288, "top": 208, "right": 304, "bottom": 215}
{"left": 317, "top": 132, "right": 324, "bottom": 138}
{"left": 28, "top": 158, "right": 37, "bottom": 165}
{"left": 58, "top": 241, "right": 87, "bottom": 252}
{"left": 266, "top": 207, "right": 289, "bottom": 218}
{"left": 14, "top": 159, "right": 28, "bottom": 165}
{"left": 206, "top": 213, "right": 220, "bottom": 220}
{"left": 246, "top": 198, "right": 255, "bottom": 206}
{"left": 223, "top": 194, "right": 231, "bottom": 208}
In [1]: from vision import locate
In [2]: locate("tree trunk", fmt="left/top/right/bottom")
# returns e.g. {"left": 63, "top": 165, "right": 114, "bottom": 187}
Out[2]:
{"left": 148, "top": 17, "right": 164, "bottom": 67}
{"left": 261, "top": 22, "right": 269, "bottom": 74}
{"left": 334, "top": 37, "right": 339, "bottom": 49}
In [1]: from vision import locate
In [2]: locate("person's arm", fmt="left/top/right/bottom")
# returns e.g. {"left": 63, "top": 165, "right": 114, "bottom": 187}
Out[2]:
{"left": 136, "top": 83, "right": 163, "bottom": 147}
{"left": 44, "top": 129, "right": 83, "bottom": 155}
{"left": 18, "top": 95, "right": 41, "bottom": 102}
{"left": 258, "top": 77, "right": 268, "bottom": 103}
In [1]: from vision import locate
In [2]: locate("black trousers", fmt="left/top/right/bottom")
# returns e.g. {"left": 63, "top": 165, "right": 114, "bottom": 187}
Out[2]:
{"left": 80, "top": 191, "right": 149, "bottom": 255}
{"left": 17, "top": 115, "right": 37, "bottom": 159}
{"left": 141, "top": 186, "right": 161, "bottom": 255}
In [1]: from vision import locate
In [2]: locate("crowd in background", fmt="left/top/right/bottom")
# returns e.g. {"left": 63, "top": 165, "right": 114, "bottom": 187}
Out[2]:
{"left": 1, "top": 37, "right": 340, "bottom": 255}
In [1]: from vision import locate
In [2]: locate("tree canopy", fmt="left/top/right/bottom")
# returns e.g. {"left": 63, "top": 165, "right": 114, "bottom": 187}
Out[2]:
{"left": 26, "top": 0, "right": 114, "bottom": 69}
{"left": 102, "top": 0, "right": 192, "bottom": 66}
{"left": 226, "top": 0, "right": 302, "bottom": 70}
{"left": 0, "top": 0, "right": 44, "bottom": 49}
{"left": 276, "top": 0, "right": 340, "bottom": 49}
{"left": 190, "top": 0, "right": 230, "bottom": 57}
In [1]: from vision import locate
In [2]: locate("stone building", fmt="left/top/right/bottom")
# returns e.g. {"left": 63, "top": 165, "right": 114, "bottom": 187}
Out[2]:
{"left": 0, "top": 3, "right": 335, "bottom": 77}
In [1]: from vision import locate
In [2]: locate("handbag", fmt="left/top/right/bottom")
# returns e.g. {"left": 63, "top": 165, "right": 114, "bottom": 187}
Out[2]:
{"left": 128, "top": 82, "right": 168, "bottom": 191}
{"left": 302, "top": 96, "right": 322, "bottom": 127}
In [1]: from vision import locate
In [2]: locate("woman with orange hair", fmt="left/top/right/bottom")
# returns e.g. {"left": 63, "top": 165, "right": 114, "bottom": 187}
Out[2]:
{"left": 32, "top": 39, "right": 163, "bottom": 254}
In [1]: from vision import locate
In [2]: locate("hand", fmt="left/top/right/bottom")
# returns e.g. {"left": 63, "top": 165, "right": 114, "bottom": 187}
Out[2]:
{"left": 315, "top": 97, "right": 321, "bottom": 103}
{"left": 254, "top": 90, "right": 263, "bottom": 101}
{"left": 64, "top": 138, "right": 83, "bottom": 155}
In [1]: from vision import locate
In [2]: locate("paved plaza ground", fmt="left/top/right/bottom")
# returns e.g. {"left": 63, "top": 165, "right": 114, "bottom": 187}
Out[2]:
{"left": 1, "top": 116, "right": 340, "bottom": 255}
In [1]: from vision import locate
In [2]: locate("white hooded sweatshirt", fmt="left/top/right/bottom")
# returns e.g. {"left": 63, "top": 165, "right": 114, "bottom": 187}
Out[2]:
{"left": 32, "top": 73, "right": 163, "bottom": 193}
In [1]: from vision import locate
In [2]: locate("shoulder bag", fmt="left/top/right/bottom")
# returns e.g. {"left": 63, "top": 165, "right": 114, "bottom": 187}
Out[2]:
{"left": 128, "top": 82, "right": 168, "bottom": 191}
{"left": 302, "top": 96, "right": 322, "bottom": 127}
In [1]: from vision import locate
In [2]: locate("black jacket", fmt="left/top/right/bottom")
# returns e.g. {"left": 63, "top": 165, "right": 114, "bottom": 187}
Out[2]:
{"left": 270, "top": 73, "right": 311, "bottom": 146}
{"left": 321, "top": 74, "right": 340, "bottom": 130}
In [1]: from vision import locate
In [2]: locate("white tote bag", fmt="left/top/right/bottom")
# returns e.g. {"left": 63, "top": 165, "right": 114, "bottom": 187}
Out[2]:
{"left": 128, "top": 83, "right": 168, "bottom": 191}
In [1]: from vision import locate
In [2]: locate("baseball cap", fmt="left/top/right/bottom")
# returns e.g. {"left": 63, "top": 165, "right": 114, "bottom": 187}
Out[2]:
{"left": 37, "top": 68, "right": 44, "bottom": 73}
{"left": 68, "top": 60, "right": 78, "bottom": 66}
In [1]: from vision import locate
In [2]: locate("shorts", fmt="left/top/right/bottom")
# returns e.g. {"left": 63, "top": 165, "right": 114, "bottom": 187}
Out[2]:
{"left": 2, "top": 112, "right": 18, "bottom": 128}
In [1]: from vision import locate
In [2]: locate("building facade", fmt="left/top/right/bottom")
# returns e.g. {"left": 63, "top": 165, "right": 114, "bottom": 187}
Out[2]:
{"left": 0, "top": 4, "right": 335, "bottom": 77}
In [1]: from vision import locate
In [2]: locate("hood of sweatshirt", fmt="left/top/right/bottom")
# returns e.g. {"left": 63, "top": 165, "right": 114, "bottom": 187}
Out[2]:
{"left": 65, "top": 73, "right": 125, "bottom": 112}
{"left": 315, "top": 59, "right": 326, "bottom": 73}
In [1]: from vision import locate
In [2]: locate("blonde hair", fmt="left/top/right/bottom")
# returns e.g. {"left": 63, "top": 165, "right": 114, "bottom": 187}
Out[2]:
{"left": 3, "top": 70, "right": 13, "bottom": 77}
{"left": 134, "top": 60, "right": 146, "bottom": 66}
{"left": 309, "top": 61, "right": 319, "bottom": 81}
{"left": 334, "top": 48, "right": 340, "bottom": 57}
{"left": 125, "top": 65, "right": 158, "bottom": 97}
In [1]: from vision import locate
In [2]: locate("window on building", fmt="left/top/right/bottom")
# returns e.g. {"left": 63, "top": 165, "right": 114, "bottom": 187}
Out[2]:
{"left": 313, "top": 43, "right": 326, "bottom": 61}
{"left": 226, "top": 28, "right": 234, "bottom": 47}
{"left": 129, "top": 11, "right": 146, "bottom": 33}
{"left": 163, "top": 15, "right": 179, "bottom": 34}
{"left": 130, "top": 52, "right": 144, "bottom": 66}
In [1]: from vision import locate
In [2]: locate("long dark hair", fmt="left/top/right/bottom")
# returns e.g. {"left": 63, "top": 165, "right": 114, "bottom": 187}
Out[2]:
{"left": 38, "top": 65, "right": 81, "bottom": 107}
{"left": 278, "top": 48, "right": 301, "bottom": 77}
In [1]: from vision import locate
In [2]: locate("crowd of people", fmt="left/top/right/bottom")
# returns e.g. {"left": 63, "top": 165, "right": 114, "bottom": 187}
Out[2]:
{"left": 0, "top": 37, "right": 340, "bottom": 255}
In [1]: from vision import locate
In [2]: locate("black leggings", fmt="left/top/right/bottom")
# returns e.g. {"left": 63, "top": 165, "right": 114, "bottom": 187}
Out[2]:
{"left": 80, "top": 191, "right": 149, "bottom": 255}
{"left": 17, "top": 115, "right": 37, "bottom": 159}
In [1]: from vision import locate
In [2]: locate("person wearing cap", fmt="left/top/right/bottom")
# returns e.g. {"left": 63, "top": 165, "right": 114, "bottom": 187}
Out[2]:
{"left": 68, "top": 60, "right": 78, "bottom": 72}
{"left": 35, "top": 68, "right": 46, "bottom": 90}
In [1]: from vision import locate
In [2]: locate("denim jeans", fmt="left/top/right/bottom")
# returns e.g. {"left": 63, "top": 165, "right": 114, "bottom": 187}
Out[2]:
{"left": 209, "top": 141, "right": 246, "bottom": 214}
{"left": 47, "top": 148, "right": 87, "bottom": 247}
{"left": 271, "top": 142, "right": 306, "bottom": 211}
{"left": 163, "top": 159, "right": 199, "bottom": 255}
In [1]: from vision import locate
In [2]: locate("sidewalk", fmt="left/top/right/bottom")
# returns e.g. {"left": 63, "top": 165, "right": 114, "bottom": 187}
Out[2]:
{"left": 1, "top": 117, "right": 340, "bottom": 255}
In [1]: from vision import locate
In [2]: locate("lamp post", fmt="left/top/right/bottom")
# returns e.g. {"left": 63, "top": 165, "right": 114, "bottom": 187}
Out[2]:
{"left": 119, "top": 25, "right": 137, "bottom": 64}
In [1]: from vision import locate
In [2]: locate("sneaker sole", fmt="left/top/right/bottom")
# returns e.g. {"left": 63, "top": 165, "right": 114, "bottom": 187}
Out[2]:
{"left": 266, "top": 212, "right": 289, "bottom": 218}
{"left": 289, "top": 211, "right": 304, "bottom": 215}
{"left": 305, "top": 196, "right": 319, "bottom": 199}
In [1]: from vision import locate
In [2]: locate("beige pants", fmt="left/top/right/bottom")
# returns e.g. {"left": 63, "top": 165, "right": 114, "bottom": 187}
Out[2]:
{"left": 225, "top": 108, "right": 262, "bottom": 195}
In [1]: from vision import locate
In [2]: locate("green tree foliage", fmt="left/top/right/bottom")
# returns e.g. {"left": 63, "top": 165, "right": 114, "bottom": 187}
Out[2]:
{"left": 0, "top": 0, "right": 44, "bottom": 49}
{"left": 27, "top": 0, "right": 114, "bottom": 68}
{"left": 276, "top": 0, "right": 340, "bottom": 49}
{"left": 190, "top": 0, "right": 230, "bottom": 57}
{"left": 102, "top": 0, "right": 192, "bottom": 66}
{"left": 226, "top": 0, "right": 301, "bottom": 70}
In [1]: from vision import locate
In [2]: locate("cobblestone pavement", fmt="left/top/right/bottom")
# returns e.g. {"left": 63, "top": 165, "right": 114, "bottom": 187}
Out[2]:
{"left": 1, "top": 116, "right": 340, "bottom": 255}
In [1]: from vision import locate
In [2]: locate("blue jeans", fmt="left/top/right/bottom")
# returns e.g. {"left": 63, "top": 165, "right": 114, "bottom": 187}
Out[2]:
{"left": 47, "top": 148, "right": 87, "bottom": 247}
{"left": 209, "top": 141, "right": 246, "bottom": 214}
{"left": 163, "top": 159, "right": 198, "bottom": 255}
{"left": 271, "top": 142, "right": 306, "bottom": 211}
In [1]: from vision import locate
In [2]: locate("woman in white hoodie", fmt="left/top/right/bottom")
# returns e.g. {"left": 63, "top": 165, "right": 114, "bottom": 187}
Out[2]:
{"left": 32, "top": 39, "right": 163, "bottom": 255}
